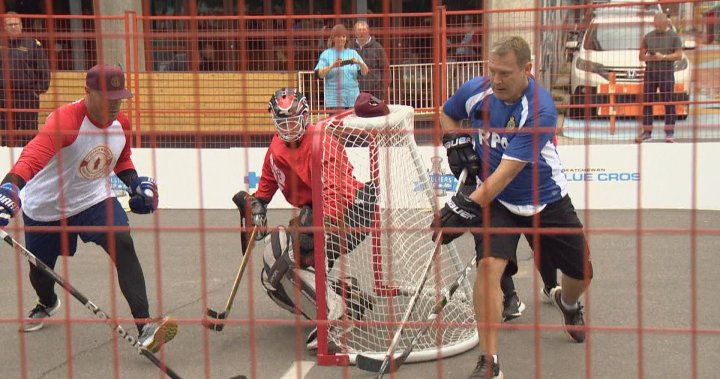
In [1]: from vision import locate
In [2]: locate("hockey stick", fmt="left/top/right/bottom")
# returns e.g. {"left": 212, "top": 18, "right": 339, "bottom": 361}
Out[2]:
{"left": 356, "top": 254, "right": 477, "bottom": 375}
{"left": 205, "top": 226, "right": 257, "bottom": 331}
{"left": 0, "top": 227, "right": 183, "bottom": 379}
{"left": 356, "top": 169, "right": 467, "bottom": 378}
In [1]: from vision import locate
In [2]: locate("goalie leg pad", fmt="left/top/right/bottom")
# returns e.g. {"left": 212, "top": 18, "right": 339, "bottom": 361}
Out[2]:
{"left": 261, "top": 227, "right": 346, "bottom": 321}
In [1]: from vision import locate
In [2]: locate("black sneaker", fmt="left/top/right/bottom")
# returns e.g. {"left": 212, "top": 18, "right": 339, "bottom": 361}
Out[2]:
{"left": 635, "top": 131, "right": 652, "bottom": 143}
{"left": 138, "top": 316, "right": 178, "bottom": 353}
{"left": 468, "top": 355, "right": 503, "bottom": 379}
{"left": 22, "top": 298, "right": 61, "bottom": 332}
{"left": 550, "top": 288, "right": 586, "bottom": 343}
{"left": 501, "top": 292, "right": 525, "bottom": 322}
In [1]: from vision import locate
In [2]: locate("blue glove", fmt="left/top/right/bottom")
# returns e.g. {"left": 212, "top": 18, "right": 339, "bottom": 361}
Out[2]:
{"left": 129, "top": 176, "right": 158, "bottom": 214}
{"left": 0, "top": 183, "right": 21, "bottom": 227}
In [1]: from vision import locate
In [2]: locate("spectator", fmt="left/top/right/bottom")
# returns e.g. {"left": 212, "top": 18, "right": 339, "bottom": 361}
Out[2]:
{"left": 198, "top": 41, "right": 221, "bottom": 71}
{"left": 0, "top": 12, "right": 50, "bottom": 147}
{"left": 165, "top": 51, "right": 190, "bottom": 72}
{"left": 350, "top": 20, "right": 389, "bottom": 100}
{"left": 636, "top": 13, "right": 683, "bottom": 143}
{"left": 454, "top": 16, "right": 479, "bottom": 61}
{"left": 314, "top": 24, "right": 369, "bottom": 109}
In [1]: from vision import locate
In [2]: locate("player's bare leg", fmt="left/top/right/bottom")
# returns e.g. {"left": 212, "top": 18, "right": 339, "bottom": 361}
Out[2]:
{"left": 470, "top": 257, "right": 507, "bottom": 378}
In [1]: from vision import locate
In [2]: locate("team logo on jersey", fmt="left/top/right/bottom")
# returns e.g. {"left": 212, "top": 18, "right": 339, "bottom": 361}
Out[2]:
{"left": 79, "top": 145, "right": 114, "bottom": 180}
{"left": 269, "top": 154, "right": 286, "bottom": 192}
{"left": 505, "top": 116, "right": 516, "bottom": 130}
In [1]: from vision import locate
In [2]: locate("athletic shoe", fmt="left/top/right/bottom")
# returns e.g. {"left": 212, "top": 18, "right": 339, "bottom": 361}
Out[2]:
{"left": 550, "top": 288, "right": 586, "bottom": 343}
{"left": 468, "top": 355, "right": 503, "bottom": 379}
{"left": 138, "top": 316, "right": 178, "bottom": 353}
{"left": 635, "top": 131, "right": 652, "bottom": 143}
{"left": 501, "top": 293, "right": 525, "bottom": 322}
{"left": 542, "top": 285, "right": 560, "bottom": 304}
{"left": 665, "top": 135, "right": 675, "bottom": 143}
{"left": 305, "top": 326, "right": 344, "bottom": 354}
{"left": 22, "top": 298, "right": 61, "bottom": 332}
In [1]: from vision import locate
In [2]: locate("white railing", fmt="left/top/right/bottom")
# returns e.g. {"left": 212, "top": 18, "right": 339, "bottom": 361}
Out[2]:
{"left": 298, "top": 60, "right": 486, "bottom": 121}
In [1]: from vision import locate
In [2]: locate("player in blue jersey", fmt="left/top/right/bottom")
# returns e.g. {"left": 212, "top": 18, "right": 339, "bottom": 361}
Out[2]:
{"left": 432, "top": 36, "right": 593, "bottom": 379}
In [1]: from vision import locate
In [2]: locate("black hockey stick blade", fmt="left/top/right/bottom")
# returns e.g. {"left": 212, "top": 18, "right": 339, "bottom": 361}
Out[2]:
{"left": 356, "top": 354, "right": 407, "bottom": 375}
{"left": 203, "top": 319, "right": 225, "bottom": 331}
{"left": 206, "top": 308, "right": 227, "bottom": 319}
{"left": 227, "top": 376, "right": 248, "bottom": 379}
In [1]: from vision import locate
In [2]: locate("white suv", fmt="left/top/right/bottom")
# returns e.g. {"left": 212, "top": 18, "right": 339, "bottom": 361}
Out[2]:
{"left": 566, "top": 14, "right": 695, "bottom": 118}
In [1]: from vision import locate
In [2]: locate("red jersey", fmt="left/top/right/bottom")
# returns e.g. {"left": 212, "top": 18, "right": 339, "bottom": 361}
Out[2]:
{"left": 10, "top": 100, "right": 134, "bottom": 221}
{"left": 254, "top": 124, "right": 362, "bottom": 220}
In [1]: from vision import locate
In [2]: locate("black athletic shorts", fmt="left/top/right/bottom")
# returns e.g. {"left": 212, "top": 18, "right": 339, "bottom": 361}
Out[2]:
{"left": 473, "top": 195, "right": 592, "bottom": 281}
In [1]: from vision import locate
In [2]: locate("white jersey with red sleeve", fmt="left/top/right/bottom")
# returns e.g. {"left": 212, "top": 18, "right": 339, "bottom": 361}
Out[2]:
{"left": 10, "top": 99, "right": 135, "bottom": 222}
{"left": 254, "top": 124, "right": 362, "bottom": 220}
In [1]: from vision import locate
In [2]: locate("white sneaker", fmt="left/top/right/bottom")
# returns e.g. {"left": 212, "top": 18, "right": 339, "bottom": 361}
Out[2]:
{"left": 138, "top": 316, "right": 178, "bottom": 353}
{"left": 542, "top": 285, "right": 561, "bottom": 304}
{"left": 22, "top": 298, "right": 61, "bottom": 332}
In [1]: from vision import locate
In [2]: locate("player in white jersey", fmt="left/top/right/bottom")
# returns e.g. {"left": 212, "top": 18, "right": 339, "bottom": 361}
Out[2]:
{"left": 0, "top": 64, "right": 176, "bottom": 354}
{"left": 432, "top": 36, "right": 593, "bottom": 379}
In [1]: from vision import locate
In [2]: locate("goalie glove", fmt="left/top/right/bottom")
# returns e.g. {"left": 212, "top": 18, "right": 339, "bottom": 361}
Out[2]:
{"left": 431, "top": 192, "right": 482, "bottom": 245}
{"left": 443, "top": 132, "right": 480, "bottom": 185}
{"left": 233, "top": 191, "right": 269, "bottom": 241}
{"left": 0, "top": 183, "right": 21, "bottom": 227}
{"left": 129, "top": 176, "right": 159, "bottom": 214}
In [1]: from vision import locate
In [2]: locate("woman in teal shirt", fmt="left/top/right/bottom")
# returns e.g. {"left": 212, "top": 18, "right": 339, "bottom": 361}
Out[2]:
{"left": 315, "top": 24, "right": 369, "bottom": 109}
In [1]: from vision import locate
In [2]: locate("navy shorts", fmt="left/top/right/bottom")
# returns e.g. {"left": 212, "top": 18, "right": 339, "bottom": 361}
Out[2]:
{"left": 23, "top": 198, "right": 129, "bottom": 265}
{"left": 473, "top": 195, "right": 592, "bottom": 281}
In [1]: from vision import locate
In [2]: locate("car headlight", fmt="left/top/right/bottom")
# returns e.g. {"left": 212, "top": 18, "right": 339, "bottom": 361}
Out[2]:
{"left": 674, "top": 57, "right": 688, "bottom": 71}
{"left": 575, "top": 58, "right": 607, "bottom": 76}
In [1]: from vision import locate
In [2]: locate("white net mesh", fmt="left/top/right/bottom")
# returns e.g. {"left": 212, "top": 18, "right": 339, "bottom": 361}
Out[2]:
{"left": 315, "top": 105, "right": 477, "bottom": 363}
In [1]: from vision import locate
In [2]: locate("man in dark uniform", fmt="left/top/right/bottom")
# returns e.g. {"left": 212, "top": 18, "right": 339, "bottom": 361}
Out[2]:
{"left": 1, "top": 12, "right": 50, "bottom": 147}
{"left": 636, "top": 13, "right": 683, "bottom": 143}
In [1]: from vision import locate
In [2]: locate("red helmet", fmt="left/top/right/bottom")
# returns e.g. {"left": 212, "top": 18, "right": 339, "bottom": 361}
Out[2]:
{"left": 268, "top": 88, "right": 310, "bottom": 143}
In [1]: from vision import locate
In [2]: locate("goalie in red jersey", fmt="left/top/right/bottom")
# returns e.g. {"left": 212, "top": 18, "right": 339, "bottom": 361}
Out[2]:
{"left": 234, "top": 88, "right": 375, "bottom": 351}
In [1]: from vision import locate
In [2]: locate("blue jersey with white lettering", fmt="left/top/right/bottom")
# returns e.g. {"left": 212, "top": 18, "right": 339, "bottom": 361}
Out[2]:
{"left": 443, "top": 76, "right": 567, "bottom": 208}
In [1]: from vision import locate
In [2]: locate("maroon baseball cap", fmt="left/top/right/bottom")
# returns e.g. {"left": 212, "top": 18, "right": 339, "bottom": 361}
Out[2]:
{"left": 354, "top": 92, "right": 389, "bottom": 118}
{"left": 85, "top": 64, "right": 133, "bottom": 100}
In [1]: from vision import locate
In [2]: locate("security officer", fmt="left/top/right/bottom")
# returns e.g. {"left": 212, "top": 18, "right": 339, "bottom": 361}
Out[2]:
{"left": 1, "top": 12, "right": 50, "bottom": 147}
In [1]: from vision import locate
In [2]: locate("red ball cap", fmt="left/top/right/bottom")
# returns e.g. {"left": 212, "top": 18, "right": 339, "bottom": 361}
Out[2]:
{"left": 354, "top": 92, "right": 389, "bottom": 118}
{"left": 85, "top": 64, "right": 133, "bottom": 100}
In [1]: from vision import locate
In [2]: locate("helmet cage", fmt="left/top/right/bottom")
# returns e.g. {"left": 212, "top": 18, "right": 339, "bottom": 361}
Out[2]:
{"left": 272, "top": 114, "right": 307, "bottom": 143}
{"left": 268, "top": 88, "right": 310, "bottom": 143}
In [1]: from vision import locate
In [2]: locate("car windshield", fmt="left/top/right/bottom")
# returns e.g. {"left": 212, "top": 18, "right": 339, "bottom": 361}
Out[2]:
{"left": 593, "top": 6, "right": 661, "bottom": 17}
{"left": 584, "top": 22, "right": 655, "bottom": 51}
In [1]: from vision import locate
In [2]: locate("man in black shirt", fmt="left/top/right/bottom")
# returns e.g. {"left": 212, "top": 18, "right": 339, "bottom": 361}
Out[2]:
{"left": 636, "top": 13, "right": 682, "bottom": 143}
{"left": 1, "top": 12, "right": 50, "bottom": 147}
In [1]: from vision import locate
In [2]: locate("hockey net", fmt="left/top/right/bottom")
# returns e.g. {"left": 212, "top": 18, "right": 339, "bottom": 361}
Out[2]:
{"left": 311, "top": 105, "right": 478, "bottom": 365}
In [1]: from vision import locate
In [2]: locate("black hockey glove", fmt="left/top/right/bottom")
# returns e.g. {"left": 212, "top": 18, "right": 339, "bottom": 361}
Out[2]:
{"left": 443, "top": 132, "right": 480, "bottom": 184}
{"left": 431, "top": 193, "right": 482, "bottom": 245}
{"left": 233, "top": 191, "right": 270, "bottom": 241}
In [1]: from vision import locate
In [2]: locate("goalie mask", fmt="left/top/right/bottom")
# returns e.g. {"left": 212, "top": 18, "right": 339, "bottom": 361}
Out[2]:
{"left": 268, "top": 88, "right": 310, "bottom": 143}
